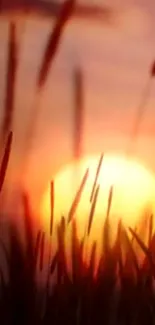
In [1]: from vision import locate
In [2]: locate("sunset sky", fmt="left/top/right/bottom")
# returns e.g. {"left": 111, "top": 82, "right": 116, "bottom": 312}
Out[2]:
{"left": 0, "top": 0, "right": 155, "bottom": 205}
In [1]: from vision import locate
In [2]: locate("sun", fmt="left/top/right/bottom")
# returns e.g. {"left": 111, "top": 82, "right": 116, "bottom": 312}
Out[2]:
{"left": 40, "top": 153, "right": 155, "bottom": 245}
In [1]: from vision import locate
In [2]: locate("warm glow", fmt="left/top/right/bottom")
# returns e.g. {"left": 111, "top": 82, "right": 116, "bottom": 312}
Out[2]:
{"left": 40, "top": 154, "right": 155, "bottom": 248}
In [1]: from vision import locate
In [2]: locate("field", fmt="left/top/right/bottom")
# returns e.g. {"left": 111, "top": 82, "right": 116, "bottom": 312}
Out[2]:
{"left": 0, "top": 1, "right": 155, "bottom": 324}
{"left": 0, "top": 133, "right": 155, "bottom": 325}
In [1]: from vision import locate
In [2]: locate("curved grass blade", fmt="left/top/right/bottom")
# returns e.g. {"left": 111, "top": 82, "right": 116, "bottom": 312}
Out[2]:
{"left": 50, "top": 251, "right": 58, "bottom": 275}
{"left": 142, "top": 233, "right": 155, "bottom": 274}
{"left": 106, "top": 185, "right": 113, "bottom": 219}
{"left": 38, "top": 0, "right": 75, "bottom": 89}
{"left": 24, "top": 0, "right": 76, "bottom": 177}
{"left": 0, "top": 131, "right": 12, "bottom": 192}
{"left": 68, "top": 168, "right": 89, "bottom": 223}
{"left": 131, "top": 225, "right": 137, "bottom": 245}
{"left": 87, "top": 185, "right": 100, "bottom": 236}
{"left": 129, "top": 227, "right": 155, "bottom": 279}
{"left": 122, "top": 225, "right": 140, "bottom": 277}
{"left": 149, "top": 234, "right": 155, "bottom": 253}
{"left": 90, "top": 154, "right": 103, "bottom": 202}
{"left": 2, "top": 22, "right": 17, "bottom": 144}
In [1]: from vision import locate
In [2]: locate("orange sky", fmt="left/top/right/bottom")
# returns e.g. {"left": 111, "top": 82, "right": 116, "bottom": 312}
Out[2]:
{"left": 0, "top": 0, "right": 155, "bottom": 206}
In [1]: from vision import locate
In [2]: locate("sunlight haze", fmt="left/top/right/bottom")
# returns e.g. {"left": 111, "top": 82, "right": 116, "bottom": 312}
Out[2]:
{"left": 0, "top": 0, "right": 155, "bottom": 207}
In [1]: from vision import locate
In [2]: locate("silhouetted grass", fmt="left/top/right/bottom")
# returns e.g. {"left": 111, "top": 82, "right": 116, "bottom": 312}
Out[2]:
{"left": 0, "top": 131, "right": 12, "bottom": 192}
{"left": 1, "top": 4, "right": 155, "bottom": 324}
{"left": 90, "top": 154, "right": 103, "bottom": 203}
{"left": 1, "top": 134, "right": 155, "bottom": 325}
{"left": 1, "top": 22, "right": 17, "bottom": 149}
{"left": 87, "top": 184, "right": 99, "bottom": 236}
{"left": 22, "top": 0, "right": 75, "bottom": 180}
{"left": 73, "top": 66, "right": 84, "bottom": 161}
{"left": 37, "top": 0, "right": 75, "bottom": 90}
{"left": 67, "top": 168, "right": 89, "bottom": 224}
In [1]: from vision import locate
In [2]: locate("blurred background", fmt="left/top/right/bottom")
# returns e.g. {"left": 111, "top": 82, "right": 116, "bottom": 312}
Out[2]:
{"left": 0, "top": 0, "right": 155, "bottom": 216}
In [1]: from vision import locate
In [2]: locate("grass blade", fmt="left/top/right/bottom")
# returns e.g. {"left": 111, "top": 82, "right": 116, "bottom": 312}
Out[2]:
{"left": 102, "top": 186, "right": 113, "bottom": 262}
{"left": 0, "top": 131, "right": 12, "bottom": 192}
{"left": 122, "top": 225, "right": 140, "bottom": 277}
{"left": 90, "top": 154, "right": 103, "bottom": 202}
{"left": 129, "top": 227, "right": 155, "bottom": 279}
{"left": 2, "top": 22, "right": 17, "bottom": 144}
{"left": 106, "top": 185, "right": 113, "bottom": 218}
{"left": 131, "top": 225, "right": 137, "bottom": 245}
{"left": 50, "top": 251, "right": 58, "bottom": 275}
{"left": 37, "top": 0, "right": 75, "bottom": 89}
{"left": 22, "top": 192, "right": 34, "bottom": 263}
{"left": 39, "top": 232, "right": 45, "bottom": 272}
{"left": 87, "top": 185, "right": 100, "bottom": 236}
{"left": 73, "top": 66, "right": 84, "bottom": 162}
{"left": 23, "top": 0, "right": 75, "bottom": 177}
{"left": 68, "top": 168, "right": 89, "bottom": 223}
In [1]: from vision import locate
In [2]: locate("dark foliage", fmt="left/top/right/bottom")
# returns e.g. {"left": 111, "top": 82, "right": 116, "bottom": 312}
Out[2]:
{"left": 0, "top": 134, "right": 155, "bottom": 325}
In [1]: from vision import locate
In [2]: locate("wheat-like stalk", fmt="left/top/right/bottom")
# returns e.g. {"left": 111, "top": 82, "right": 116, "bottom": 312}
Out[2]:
{"left": 23, "top": 0, "right": 75, "bottom": 180}
{"left": 2, "top": 22, "right": 17, "bottom": 149}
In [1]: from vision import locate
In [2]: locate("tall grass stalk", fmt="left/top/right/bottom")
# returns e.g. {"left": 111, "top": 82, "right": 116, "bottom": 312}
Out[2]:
{"left": 0, "top": 131, "right": 12, "bottom": 193}
{"left": 68, "top": 168, "right": 89, "bottom": 224}
{"left": 90, "top": 154, "right": 103, "bottom": 203}
{"left": 73, "top": 66, "right": 84, "bottom": 161}
{"left": 2, "top": 23, "right": 17, "bottom": 149}
{"left": 87, "top": 185, "right": 100, "bottom": 236}
{"left": 23, "top": 0, "right": 75, "bottom": 180}
{"left": 1, "top": 133, "right": 155, "bottom": 324}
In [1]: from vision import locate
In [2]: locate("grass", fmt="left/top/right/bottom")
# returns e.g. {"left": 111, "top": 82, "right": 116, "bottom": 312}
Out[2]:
{"left": 1, "top": 23, "right": 17, "bottom": 147}
{"left": 0, "top": 134, "right": 155, "bottom": 325}
{"left": 24, "top": 0, "right": 76, "bottom": 173}
{"left": 1, "top": 1, "right": 155, "bottom": 323}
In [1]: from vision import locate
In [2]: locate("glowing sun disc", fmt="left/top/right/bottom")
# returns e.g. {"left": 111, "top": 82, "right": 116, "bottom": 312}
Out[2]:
{"left": 40, "top": 154, "right": 155, "bottom": 243}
